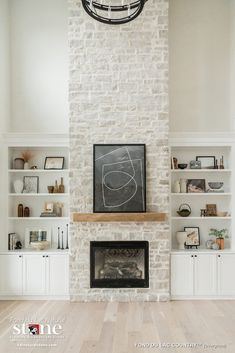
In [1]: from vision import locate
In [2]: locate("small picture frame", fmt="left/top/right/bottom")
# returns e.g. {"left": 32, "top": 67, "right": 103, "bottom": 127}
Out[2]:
{"left": 25, "top": 227, "right": 51, "bottom": 248}
{"left": 184, "top": 227, "right": 200, "bottom": 248}
{"left": 206, "top": 204, "right": 217, "bottom": 217}
{"left": 23, "top": 176, "right": 39, "bottom": 194}
{"left": 187, "top": 179, "right": 206, "bottom": 193}
{"left": 44, "top": 157, "right": 64, "bottom": 170}
{"left": 196, "top": 156, "right": 216, "bottom": 169}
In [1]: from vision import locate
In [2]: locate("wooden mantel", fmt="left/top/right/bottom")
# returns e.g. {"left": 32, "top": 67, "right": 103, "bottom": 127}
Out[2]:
{"left": 73, "top": 212, "right": 167, "bottom": 223}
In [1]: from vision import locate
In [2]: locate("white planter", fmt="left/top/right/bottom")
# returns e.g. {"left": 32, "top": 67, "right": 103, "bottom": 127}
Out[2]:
{"left": 180, "top": 179, "right": 187, "bottom": 193}
{"left": 176, "top": 231, "right": 188, "bottom": 250}
{"left": 14, "top": 180, "right": 24, "bottom": 194}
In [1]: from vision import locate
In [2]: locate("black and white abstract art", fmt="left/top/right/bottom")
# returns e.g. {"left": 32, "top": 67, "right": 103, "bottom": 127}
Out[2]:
{"left": 93, "top": 144, "right": 146, "bottom": 213}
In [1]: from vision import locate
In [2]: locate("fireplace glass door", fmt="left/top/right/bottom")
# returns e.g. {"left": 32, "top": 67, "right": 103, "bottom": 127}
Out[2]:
{"left": 90, "top": 241, "right": 149, "bottom": 288}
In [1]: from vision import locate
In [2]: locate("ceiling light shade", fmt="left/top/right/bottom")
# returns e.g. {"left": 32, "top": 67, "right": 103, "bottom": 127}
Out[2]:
{"left": 81, "top": 0, "right": 148, "bottom": 25}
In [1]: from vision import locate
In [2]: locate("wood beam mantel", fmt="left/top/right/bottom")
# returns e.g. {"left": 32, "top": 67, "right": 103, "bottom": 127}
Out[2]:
{"left": 73, "top": 212, "right": 167, "bottom": 223}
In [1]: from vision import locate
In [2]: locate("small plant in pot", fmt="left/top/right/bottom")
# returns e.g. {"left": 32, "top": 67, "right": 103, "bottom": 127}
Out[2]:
{"left": 209, "top": 228, "right": 229, "bottom": 250}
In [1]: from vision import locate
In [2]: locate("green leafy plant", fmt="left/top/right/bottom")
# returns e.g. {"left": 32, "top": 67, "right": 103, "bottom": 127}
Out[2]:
{"left": 209, "top": 228, "right": 229, "bottom": 239}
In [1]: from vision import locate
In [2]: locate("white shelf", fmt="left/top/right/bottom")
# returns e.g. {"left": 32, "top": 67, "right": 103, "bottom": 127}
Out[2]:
{"left": 8, "top": 169, "right": 69, "bottom": 173}
{"left": 171, "top": 169, "right": 231, "bottom": 173}
{"left": 8, "top": 193, "right": 69, "bottom": 197}
{"left": 8, "top": 217, "right": 70, "bottom": 220}
{"left": 171, "top": 217, "right": 232, "bottom": 220}
{"left": 171, "top": 193, "right": 231, "bottom": 196}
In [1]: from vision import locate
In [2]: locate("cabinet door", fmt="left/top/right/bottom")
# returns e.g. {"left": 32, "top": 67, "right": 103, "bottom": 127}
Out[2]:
{"left": 23, "top": 255, "right": 46, "bottom": 295}
{"left": 218, "top": 254, "right": 235, "bottom": 296}
{"left": 0, "top": 255, "right": 23, "bottom": 295}
{"left": 194, "top": 254, "right": 216, "bottom": 296}
{"left": 171, "top": 254, "right": 194, "bottom": 296}
{"left": 47, "top": 255, "right": 69, "bottom": 296}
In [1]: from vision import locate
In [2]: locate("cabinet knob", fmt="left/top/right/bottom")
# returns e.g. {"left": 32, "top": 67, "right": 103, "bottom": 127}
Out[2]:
{"left": 191, "top": 255, "right": 194, "bottom": 257}
{"left": 42, "top": 255, "right": 45, "bottom": 258}
{"left": 19, "top": 255, "right": 22, "bottom": 258}
{"left": 195, "top": 255, "right": 197, "bottom": 257}
{"left": 218, "top": 255, "right": 221, "bottom": 258}
{"left": 46, "top": 255, "right": 49, "bottom": 258}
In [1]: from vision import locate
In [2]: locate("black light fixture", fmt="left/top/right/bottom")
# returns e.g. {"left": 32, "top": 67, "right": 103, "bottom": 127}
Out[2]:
{"left": 81, "top": 0, "right": 148, "bottom": 25}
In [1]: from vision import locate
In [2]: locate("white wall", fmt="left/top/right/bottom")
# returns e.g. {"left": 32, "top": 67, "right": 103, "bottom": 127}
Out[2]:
{"left": 10, "top": 0, "right": 68, "bottom": 133}
{"left": 230, "top": 0, "right": 235, "bottom": 130}
{"left": 0, "top": 0, "right": 10, "bottom": 133}
{"left": 0, "top": 0, "right": 10, "bottom": 243}
{"left": 169, "top": 0, "right": 231, "bottom": 132}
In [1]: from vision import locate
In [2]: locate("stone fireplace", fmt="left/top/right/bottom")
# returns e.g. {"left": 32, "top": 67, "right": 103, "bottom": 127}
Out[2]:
{"left": 69, "top": 0, "right": 170, "bottom": 301}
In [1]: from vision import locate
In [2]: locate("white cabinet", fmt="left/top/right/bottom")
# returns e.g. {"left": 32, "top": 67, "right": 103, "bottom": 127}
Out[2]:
{"left": 0, "top": 255, "right": 23, "bottom": 295}
{"left": 0, "top": 253, "right": 69, "bottom": 298}
{"left": 217, "top": 254, "right": 235, "bottom": 296}
{"left": 171, "top": 252, "right": 235, "bottom": 298}
{"left": 23, "top": 255, "right": 46, "bottom": 295}
{"left": 194, "top": 254, "right": 216, "bottom": 296}
{"left": 171, "top": 254, "right": 194, "bottom": 296}
{"left": 47, "top": 255, "right": 69, "bottom": 296}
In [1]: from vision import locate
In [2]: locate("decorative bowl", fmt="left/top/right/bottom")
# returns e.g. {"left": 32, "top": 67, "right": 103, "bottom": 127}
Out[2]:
{"left": 30, "top": 241, "right": 50, "bottom": 251}
{"left": 178, "top": 163, "right": 188, "bottom": 169}
{"left": 217, "top": 211, "right": 228, "bottom": 217}
{"left": 208, "top": 182, "right": 224, "bottom": 190}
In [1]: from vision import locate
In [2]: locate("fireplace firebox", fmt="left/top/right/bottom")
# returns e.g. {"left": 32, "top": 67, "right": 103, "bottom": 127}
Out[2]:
{"left": 90, "top": 241, "right": 149, "bottom": 288}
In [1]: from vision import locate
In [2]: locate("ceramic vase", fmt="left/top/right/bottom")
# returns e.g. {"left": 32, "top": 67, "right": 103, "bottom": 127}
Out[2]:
{"left": 180, "top": 179, "right": 187, "bottom": 193}
{"left": 24, "top": 162, "right": 29, "bottom": 169}
{"left": 173, "top": 180, "right": 181, "bottom": 193}
{"left": 14, "top": 180, "right": 24, "bottom": 194}
{"left": 176, "top": 231, "right": 188, "bottom": 250}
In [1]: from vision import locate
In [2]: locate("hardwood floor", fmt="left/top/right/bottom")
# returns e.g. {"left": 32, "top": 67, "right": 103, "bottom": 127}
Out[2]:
{"left": 0, "top": 300, "right": 234, "bottom": 353}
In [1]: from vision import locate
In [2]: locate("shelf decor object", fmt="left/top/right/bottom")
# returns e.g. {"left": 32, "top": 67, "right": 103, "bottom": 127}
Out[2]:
{"left": 81, "top": 0, "right": 148, "bottom": 25}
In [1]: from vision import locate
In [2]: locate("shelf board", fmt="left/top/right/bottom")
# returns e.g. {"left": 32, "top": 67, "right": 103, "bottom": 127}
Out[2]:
{"left": 8, "top": 193, "right": 69, "bottom": 196}
{"left": 8, "top": 169, "right": 69, "bottom": 173}
{"left": 73, "top": 212, "right": 167, "bottom": 223}
{"left": 171, "top": 193, "right": 231, "bottom": 196}
{"left": 171, "top": 217, "right": 232, "bottom": 220}
{"left": 171, "top": 169, "right": 231, "bottom": 173}
{"left": 8, "top": 217, "right": 70, "bottom": 221}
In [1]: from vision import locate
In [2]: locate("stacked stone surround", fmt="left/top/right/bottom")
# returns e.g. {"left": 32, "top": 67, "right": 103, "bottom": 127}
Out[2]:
{"left": 69, "top": 0, "right": 169, "bottom": 301}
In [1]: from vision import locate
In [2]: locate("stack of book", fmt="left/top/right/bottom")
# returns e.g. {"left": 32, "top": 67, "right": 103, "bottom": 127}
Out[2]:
{"left": 40, "top": 212, "right": 58, "bottom": 217}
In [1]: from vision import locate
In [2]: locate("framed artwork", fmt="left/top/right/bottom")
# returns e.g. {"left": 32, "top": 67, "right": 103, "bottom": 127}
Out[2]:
{"left": 184, "top": 227, "right": 200, "bottom": 248}
{"left": 93, "top": 144, "right": 146, "bottom": 213}
{"left": 25, "top": 227, "right": 51, "bottom": 248}
{"left": 44, "top": 157, "right": 64, "bottom": 170}
{"left": 196, "top": 156, "right": 215, "bottom": 169}
{"left": 206, "top": 204, "right": 217, "bottom": 217}
{"left": 187, "top": 179, "right": 206, "bottom": 193}
{"left": 23, "top": 176, "right": 39, "bottom": 194}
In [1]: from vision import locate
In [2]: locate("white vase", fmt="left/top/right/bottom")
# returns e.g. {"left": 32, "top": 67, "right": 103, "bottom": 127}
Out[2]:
{"left": 173, "top": 180, "right": 181, "bottom": 193}
{"left": 176, "top": 231, "right": 188, "bottom": 250}
{"left": 24, "top": 162, "right": 29, "bottom": 169}
{"left": 180, "top": 179, "right": 187, "bottom": 193}
{"left": 14, "top": 180, "right": 24, "bottom": 194}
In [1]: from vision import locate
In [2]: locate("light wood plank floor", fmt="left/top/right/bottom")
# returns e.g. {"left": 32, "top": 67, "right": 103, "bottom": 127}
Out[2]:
{"left": 0, "top": 301, "right": 234, "bottom": 353}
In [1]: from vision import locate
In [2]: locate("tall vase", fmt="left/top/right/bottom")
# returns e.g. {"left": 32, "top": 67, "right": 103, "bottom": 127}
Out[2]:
{"left": 14, "top": 180, "right": 24, "bottom": 194}
{"left": 180, "top": 179, "right": 187, "bottom": 193}
{"left": 176, "top": 231, "right": 188, "bottom": 250}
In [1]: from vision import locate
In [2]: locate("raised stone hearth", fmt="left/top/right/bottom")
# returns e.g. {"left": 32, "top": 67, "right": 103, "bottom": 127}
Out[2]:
{"left": 69, "top": 0, "right": 170, "bottom": 301}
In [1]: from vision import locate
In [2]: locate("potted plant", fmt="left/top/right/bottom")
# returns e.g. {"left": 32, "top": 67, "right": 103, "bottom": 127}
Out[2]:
{"left": 209, "top": 228, "right": 229, "bottom": 250}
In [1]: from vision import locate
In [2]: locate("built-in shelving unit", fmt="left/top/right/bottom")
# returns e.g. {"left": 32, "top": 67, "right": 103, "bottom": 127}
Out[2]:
{"left": 3, "top": 134, "right": 69, "bottom": 251}
{"left": 169, "top": 136, "right": 234, "bottom": 251}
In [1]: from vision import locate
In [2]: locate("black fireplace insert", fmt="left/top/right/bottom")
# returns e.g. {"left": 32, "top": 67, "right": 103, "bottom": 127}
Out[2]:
{"left": 90, "top": 241, "right": 149, "bottom": 288}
